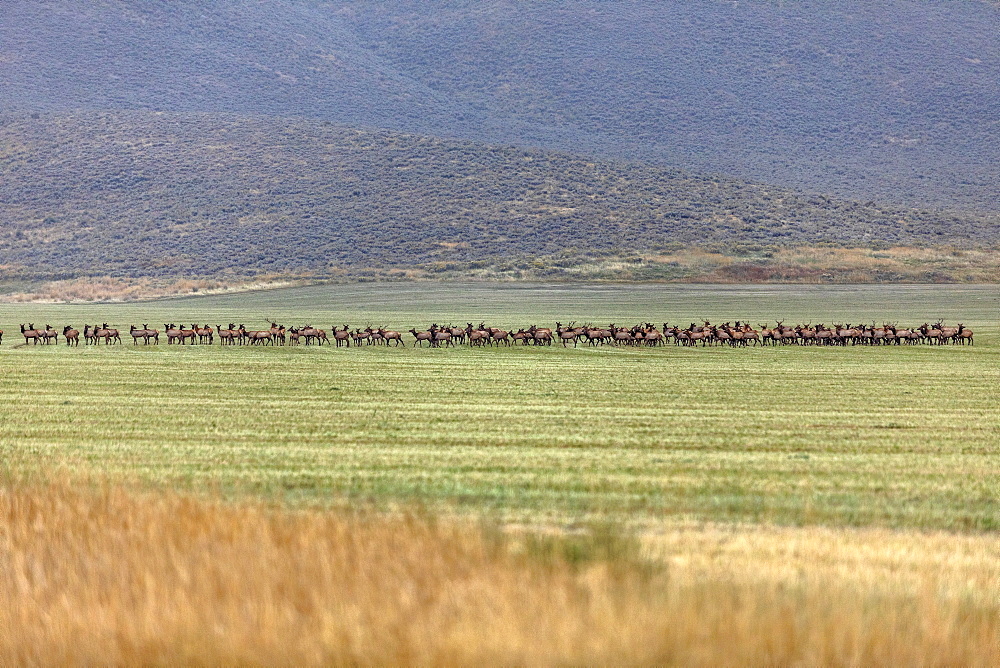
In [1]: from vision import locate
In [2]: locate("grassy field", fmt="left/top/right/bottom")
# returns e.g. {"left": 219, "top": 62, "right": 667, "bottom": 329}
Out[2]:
{"left": 1, "top": 283, "right": 998, "bottom": 529}
{"left": 3, "top": 282, "right": 999, "bottom": 662}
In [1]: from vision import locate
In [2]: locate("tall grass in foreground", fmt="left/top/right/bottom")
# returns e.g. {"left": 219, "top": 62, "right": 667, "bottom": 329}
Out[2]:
{"left": 2, "top": 480, "right": 1000, "bottom": 665}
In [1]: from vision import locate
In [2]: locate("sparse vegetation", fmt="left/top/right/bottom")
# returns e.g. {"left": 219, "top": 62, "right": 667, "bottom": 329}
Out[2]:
{"left": 1, "top": 112, "right": 998, "bottom": 283}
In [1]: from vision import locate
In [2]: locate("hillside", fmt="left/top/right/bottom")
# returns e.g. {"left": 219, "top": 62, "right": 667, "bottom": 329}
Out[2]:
{"left": 1, "top": 111, "right": 997, "bottom": 282}
{"left": 0, "top": 0, "right": 998, "bottom": 212}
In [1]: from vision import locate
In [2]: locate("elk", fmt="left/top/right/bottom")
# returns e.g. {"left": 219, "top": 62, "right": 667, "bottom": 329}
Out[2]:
{"left": 585, "top": 326, "right": 612, "bottom": 346}
{"left": 955, "top": 323, "right": 974, "bottom": 345}
{"left": 727, "top": 322, "right": 745, "bottom": 347}
{"left": 759, "top": 324, "right": 776, "bottom": 346}
{"left": 511, "top": 329, "right": 532, "bottom": 345}
{"left": 380, "top": 328, "right": 405, "bottom": 347}
{"left": 40, "top": 324, "right": 59, "bottom": 344}
{"left": 740, "top": 323, "right": 760, "bottom": 346}
{"left": 299, "top": 325, "right": 320, "bottom": 345}
{"left": 919, "top": 323, "right": 944, "bottom": 345}
{"left": 555, "top": 322, "right": 580, "bottom": 348}
{"left": 466, "top": 323, "right": 489, "bottom": 347}
{"left": 130, "top": 324, "right": 151, "bottom": 345}
{"left": 177, "top": 324, "right": 197, "bottom": 345}
{"left": 409, "top": 328, "right": 433, "bottom": 347}
{"left": 489, "top": 328, "right": 511, "bottom": 346}
{"left": 430, "top": 324, "right": 453, "bottom": 348}
{"left": 63, "top": 325, "right": 79, "bottom": 346}
{"left": 333, "top": 325, "right": 351, "bottom": 347}
{"left": 20, "top": 324, "right": 43, "bottom": 345}
{"left": 611, "top": 324, "right": 634, "bottom": 346}
{"left": 313, "top": 328, "right": 330, "bottom": 345}
{"left": 689, "top": 326, "right": 705, "bottom": 346}
{"left": 164, "top": 324, "right": 195, "bottom": 345}
{"left": 266, "top": 322, "right": 284, "bottom": 346}
{"left": 937, "top": 322, "right": 959, "bottom": 344}
{"left": 165, "top": 324, "right": 183, "bottom": 345}
{"left": 712, "top": 325, "right": 731, "bottom": 347}
{"left": 195, "top": 324, "right": 215, "bottom": 345}
{"left": 217, "top": 324, "right": 237, "bottom": 345}
{"left": 96, "top": 323, "right": 121, "bottom": 345}
{"left": 246, "top": 329, "right": 273, "bottom": 345}
{"left": 447, "top": 325, "right": 466, "bottom": 345}
{"left": 528, "top": 325, "right": 552, "bottom": 346}
{"left": 669, "top": 326, "right": 690, "bottom": 346}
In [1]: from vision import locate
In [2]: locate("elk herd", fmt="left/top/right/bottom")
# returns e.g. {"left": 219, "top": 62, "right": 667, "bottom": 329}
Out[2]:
{"left": 5, "top": 320, "right": 976, "bottom": 348}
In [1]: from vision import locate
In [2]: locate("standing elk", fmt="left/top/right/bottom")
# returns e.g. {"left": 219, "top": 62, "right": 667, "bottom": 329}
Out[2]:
{"left": 195, "top": 324, "right": 215, "bottom": 345}
{"left": 165, "top": 324, "right": 182, "bottom": 345}
{"left": 380, "top": 328, "right": 405, "bottom": 347}
{"left": 40, "top": 324, "right": 59, "bottom": 344}
{"left": 528, "top": 325, "right": 552, "bottom": 346}
{"left": 0, "top": 316, "right": 977, "bottom": 353}
{"left": 351, "top": 328, "right": 371, "bottom": 346}
{"left": 217, "top": 324, "right": 237, "bottom": 345}
{"left": 96, "top": 323, "right": 121, "bottom": 345}
{"left": 409, "top": 328, "right": 433, "bottom": 347}
{"left": 165, "top": 324, "right": 195, "bottom": 345}
{"left": 130, "top": 324, "right": 158, "bottom": 345}
{"left": 20, "top": 324, "right": 43, "bottom": 345}
{"left": 83, "top": 324, "right": 99, "bottom": 345}
{"left": 556, "top": 322, "right": 580, "bottom": 348}
{"left": 245, "top": 328, "right": 273, "bottom": 345}
{"left": 333, "top": 325, "right": 351, "bottom": 347}
{"left": 429, "top": 324, "right": 453, "bottom": 348}
{"left": 63, "top": 325, "right": 79, "bottom": 346}
{"left": 466, "top": 323, "right": 489, "bottom": 347}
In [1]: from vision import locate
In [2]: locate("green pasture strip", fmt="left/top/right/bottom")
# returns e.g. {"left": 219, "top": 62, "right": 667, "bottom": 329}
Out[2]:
{"left": 1, "top": 284, "right": 998, "bottom": 530}
{"left": 2, "top": 282, "right": 997, "bottom": 332}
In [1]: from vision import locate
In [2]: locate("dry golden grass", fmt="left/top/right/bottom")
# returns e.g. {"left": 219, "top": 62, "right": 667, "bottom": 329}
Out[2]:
{"left": 693, "top": 245, "right": 1000, "bottom": 283}
{"left": 2, "top": 276, "right": 304, "bottom": 303}
{"left": 3, "top": 478, "right": 1000, "bottom": 665}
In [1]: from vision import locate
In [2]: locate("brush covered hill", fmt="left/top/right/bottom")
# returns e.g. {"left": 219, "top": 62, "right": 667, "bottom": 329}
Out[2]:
{"left": 1, "top": 111, "right": 997, "bottom": 281}
{"left": 1, "top": 0, "right": 998, "bottom": 212}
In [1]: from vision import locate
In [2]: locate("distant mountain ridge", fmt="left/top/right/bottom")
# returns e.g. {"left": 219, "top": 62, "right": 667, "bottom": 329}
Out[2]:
{"left": 0, "top": 112, "right": 996, "bottom": 281}
{"left": 1, "top": 0, "right": 998, "bottom": 211}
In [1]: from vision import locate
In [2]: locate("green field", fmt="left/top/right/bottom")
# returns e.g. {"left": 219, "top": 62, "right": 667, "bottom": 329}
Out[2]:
{"left": 2, "top": 283, "right": 998, "bottom": 530}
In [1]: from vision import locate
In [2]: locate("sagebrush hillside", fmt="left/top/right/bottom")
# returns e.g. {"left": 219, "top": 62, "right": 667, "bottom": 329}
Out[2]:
{"left": 0, "top": 112, "right": 996, "bottom": 280}
{"left": 1, "top": 0, "right": 998, "bottom": 211}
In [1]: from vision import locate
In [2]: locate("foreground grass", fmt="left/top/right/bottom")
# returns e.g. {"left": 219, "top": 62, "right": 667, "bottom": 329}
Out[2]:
{"left": 2, "top": 478, "right": 999, "bottom": 665}
{"left": 1, "top": 284, "right": 998, "bottom": 529}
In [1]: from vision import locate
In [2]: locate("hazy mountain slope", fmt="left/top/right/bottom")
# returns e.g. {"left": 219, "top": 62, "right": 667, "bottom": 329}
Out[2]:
{"left": 340, "top": 0, "right": 1000, "bottom": 210}
{"left": 0, "top": 1, "right": 487, "bottom": 137}
{"left": 0, "top": 1, "right": 997, "bottom": 212}
{"left": 1, "top": 112, "right": 995, "bottom": 280}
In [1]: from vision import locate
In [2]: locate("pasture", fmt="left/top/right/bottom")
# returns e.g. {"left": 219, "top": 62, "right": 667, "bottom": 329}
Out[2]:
{"left": 2, "top": 283, "right": 998, "bottom": 529}
{"left": 4, "top": 282, "right": 1000, "bottom": 663}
